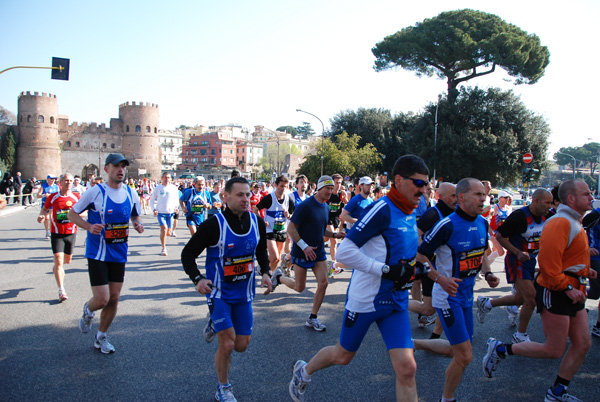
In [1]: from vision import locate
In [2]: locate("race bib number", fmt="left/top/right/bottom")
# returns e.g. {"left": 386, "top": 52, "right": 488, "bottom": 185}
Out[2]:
{"left": 56, "top": 209, "right": 70, "bottom": 224}
{"left": 105, "top": 222, "right": 129, "bottom": 244}
{"left": 458, "top": 247, "right": 485, "bottom": 278}
{"left": 191, "top": 203, "right": 205, "bottom": 215}
{"left": 223, "top": 254, "right": 254, "bottom": 283}
{"left": 527, "top": 237, "right": 540, "bottom": 255}
{"left": 329, "top": 203, "right": 341, "bottom": 212}
{"left": 273, "top": 217, "right": 286, "bottom": 233}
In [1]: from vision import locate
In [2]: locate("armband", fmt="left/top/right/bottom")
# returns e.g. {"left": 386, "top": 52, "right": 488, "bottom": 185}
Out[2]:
{"left": 297, "top": 239, "right": 309, "bottom": 250}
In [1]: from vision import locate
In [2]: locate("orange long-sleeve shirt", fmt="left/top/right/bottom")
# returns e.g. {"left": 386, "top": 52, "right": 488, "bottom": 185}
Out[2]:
{"left": 537, "top": 214, "right": 590, "bottom": 291}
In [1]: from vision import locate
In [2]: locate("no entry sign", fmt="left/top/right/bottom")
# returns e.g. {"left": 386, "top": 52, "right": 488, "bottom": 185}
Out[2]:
{"left": 523, "top": 153, "right": 533, "bottom": 164}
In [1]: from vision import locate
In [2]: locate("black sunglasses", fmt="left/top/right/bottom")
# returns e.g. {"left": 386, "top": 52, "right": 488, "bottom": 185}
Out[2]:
{"left": 402, "top": 176, "right": 428, "bottom": 188}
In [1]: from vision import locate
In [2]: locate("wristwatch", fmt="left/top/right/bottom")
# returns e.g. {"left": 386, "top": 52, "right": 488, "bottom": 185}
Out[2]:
{"left": 565, "top": 284, "right": 574, "bottom": 292}
{"left": 382, "top": 264, "right": 390, "bottom": 274}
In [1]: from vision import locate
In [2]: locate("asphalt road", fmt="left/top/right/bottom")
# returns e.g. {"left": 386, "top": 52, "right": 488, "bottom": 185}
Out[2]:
{"left": 0, "top": 205, "right": 599, "bottom": 402}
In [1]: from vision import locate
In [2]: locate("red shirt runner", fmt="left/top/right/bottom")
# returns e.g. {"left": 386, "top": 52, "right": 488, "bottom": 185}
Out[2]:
{"left": 44, "top": 192, "right": 80, "bottom": 234}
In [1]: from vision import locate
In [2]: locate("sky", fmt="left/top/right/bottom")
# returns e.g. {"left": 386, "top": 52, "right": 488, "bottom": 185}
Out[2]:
{"left": 2, "top": 0, "right": 599, "bottom": 159}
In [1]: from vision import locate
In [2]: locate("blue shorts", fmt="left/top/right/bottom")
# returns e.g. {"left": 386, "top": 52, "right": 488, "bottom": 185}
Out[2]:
{"left": 157, "top": 213, "right": 174, "bottom": 228}
{"left": 207, "top": 297, "right": 253, "bottom": 336}
{"left": 436, "top": 306, "right": 473, "bottom": 345}
{"left": 505, "top": 260, "right": 536, "bottom": 284}
{"left": 292, "top": 255, "right": 327, "bottom": 269}
{"left": 339, "top": 308, "right": 413, "bottom": 352}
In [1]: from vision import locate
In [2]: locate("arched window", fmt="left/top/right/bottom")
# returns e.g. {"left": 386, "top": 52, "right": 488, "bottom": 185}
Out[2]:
{"left": 146, "top": 126, "right": 150, "bottom": 133}
{"left": 27, "top": 115, "right": 31, "bottom": 122}
{"left": 38, "top": 115, "right": 44, "bottom": 123}
{"left": 103, "top": 143, "right": 107, "bottom": 148}
{"left": 126, "top": 125, "right": 130, "bottom": 132}
{"left": 66, "top": 141, "right": 71, "bottom": 147}
{"left": 76, "top": 142, "right": 80, "bottom": 147}
{"left": 111, "top": 144, "right": 115, "bottom": 149}
{"left": 50, "top": 116, "right": 55, "bottom": 124}
{"left": 154, "top": 127, "right": 157, "bottom": 133}
{"left": 135, "top": 125, "right": 141, "bottom": 132}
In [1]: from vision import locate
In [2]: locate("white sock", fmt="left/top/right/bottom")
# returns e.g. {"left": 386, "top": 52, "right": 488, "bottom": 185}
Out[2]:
{"left": 96, "top": 331, "right": 106, "bottom": 340}
{"left": 485, "top": 299, "right": 493, "bottom": 309}
{"left": 58, "top": 287, "right": 65, "bottom": 292}
{"left": 300, "top": 365, "right": 311, "bottom": 381}
{"left": 516, "top": 331, "right": 527, "bottom": 336}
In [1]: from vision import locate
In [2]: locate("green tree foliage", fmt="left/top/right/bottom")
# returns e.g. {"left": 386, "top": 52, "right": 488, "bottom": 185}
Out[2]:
{"left": 297, "top": 132, "right": 381, "bottom": 182}
{"left": 403, "top": 87, "right": 549, "bottom": 184}
{"left": 554, "top": 143, "right": 600, "bottom": 189}
{"left": 372, "top": 9, "right": 550, "bottom": 102}
{"left": 296, "top": 122, "right": 316, "bottom": 138}
{"left": 329, "top": 108, "right": 416, "bottom": 173}
{"left": 0, "top": 127, "right": 17, "bottom": 171}
{"left": 276, "top": 126, "right": 299, "bottom": 137}
{"left": 0, "top": 106, "right": 17, "bottom": 125}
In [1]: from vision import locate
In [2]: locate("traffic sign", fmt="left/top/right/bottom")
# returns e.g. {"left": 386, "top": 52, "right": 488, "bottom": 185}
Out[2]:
{"left": 523, "top": 153, "right": 533, "bottom": 164}
{"left": 345, "top": 176, "right": 350, "bottom": 181}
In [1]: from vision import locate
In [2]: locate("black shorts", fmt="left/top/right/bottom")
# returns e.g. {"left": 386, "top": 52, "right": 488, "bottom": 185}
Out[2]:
{"left": 50, "top": 233, "right": 77, "bottom": 255}
{"left": 420, "top": 275, "right": 434, "bottom": 297}
{"left": 266, "top": 232, "right": 287, "bottom": 243}
{"left": 88, "top": 258, "right": 126, "bottom": 286}
{"left": 173, "top": 210, "right": 180, "bottom": 220}
{"left": 328, "top": 216, "right": 341, "bottom": 229}
{"left": 535, "top": 283, "right": 585, "bottom": 317}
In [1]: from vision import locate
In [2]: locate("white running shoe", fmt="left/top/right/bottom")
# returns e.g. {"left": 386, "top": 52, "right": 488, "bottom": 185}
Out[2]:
{"left": 78, "top": 302, "right": 95, "bottom": 333}
{"left": 271, "top": 267, "right": 283, "bottom": 290}
{"left": 160, "top": 247, "right": 168, "bottom": 256}
{"left": 203, "top": 313, "right": 216, "bottom": 343}
{"left": 512, "top": 332, "right": 531, "bottom": 343}
{"left": 305, "top": 316, "right": 326, "bottom": 332}
{"left": 94, "top": 334, "right": 115, "bottom": 354}
{"left": 544, "top": 387, "right": 583, "bottom": 401}
{"left": 289, "top": 360, "right": 310, "bottom": 402}
{"left": 171, "top": 231, "right": 177, "bottom": 237}
{"left": 215, "top": 383, "right": 237, "bottom": 402}
{"left": 482, "top": 337, "right": 504, "bottom": 378}
{"left": 58, "top": 290, "right": 68, "bottom": 303}
{"left": 476, "top": 296, "right": 492, "bottom": 324}
{"left": 505, "top": 305, "right": 518, "bottom": 327}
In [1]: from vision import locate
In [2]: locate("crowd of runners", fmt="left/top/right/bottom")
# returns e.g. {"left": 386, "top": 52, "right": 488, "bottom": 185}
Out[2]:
{"left": 13, "top": 152, "right": 600, "bottom": 402}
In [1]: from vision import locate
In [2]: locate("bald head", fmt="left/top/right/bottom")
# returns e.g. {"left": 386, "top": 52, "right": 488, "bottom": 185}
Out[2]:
{"left": 437, "top": 182, "right": 457, "bottom": 209}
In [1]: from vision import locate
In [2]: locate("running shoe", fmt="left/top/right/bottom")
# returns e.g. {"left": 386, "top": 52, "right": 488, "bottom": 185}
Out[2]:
{"left": 305, "top": 316, "right": 326, "bottom": 332}
{"left": 327, "top": 261, "right": 335, "bottom": 278}
{"left": 160, "top": 247, "right": 168, "bottom": 256}
{"left": 94, "top": 334, "right": 115, "bottom": 354}
{"left": 476, "top": 296, "right": 492, "bottom": 324}
{"left": 280, "top": 253, "right": 291, "bottom": 276}
{"left": 591, "top": 325, "right": 600, "bottom": 338}
{"left": 58, "top": 290, "right": 68, "bottom": 303}
{"left": 512, "top": 332, "right": 531, "bottom": 343}
{"left": 171, "top": 231, "right": 177, "bottom": 237}
{"left": 544, "top": 387, "right": 583, "bottom": 401}
{"left": 45, "top": 230, "right": 51, "bottom": 239}
{"left": 215, "top": 383, "right": 237, "bottom": 402}
{"left": 289, "top": 360, "right": 309, "bottom": 402}
{"left": 505, "top": 305, "right": 518, "bottom": 327}
{"left": 271, "top": 267, "right": 283, "bottom": 290}
{"left": 78, "top": 302, "right": 95, "bottom": 333}
{"left": 418, "top": 314, "right": 436, "bottom": 328}
{"left": 482, "top": 337, "right": 504, "bottom": 378}
{"left": 204, "top": 313, "right": 216, "bottom": 343}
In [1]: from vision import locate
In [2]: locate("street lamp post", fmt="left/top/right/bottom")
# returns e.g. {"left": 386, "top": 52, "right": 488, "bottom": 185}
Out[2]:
{"left": 296, "top": 109, "right": 325, "bottom": 177}
{"left": 557, "top": 151, "right": 576, "bottom": 180}
{"left": 433, "top": 95, "right": 441, "bottom": 184}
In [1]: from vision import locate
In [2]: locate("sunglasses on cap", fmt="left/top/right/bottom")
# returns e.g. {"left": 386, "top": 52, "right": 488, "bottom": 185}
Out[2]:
{"left": 402, "top": 176, "right": 428, "bottom": 188}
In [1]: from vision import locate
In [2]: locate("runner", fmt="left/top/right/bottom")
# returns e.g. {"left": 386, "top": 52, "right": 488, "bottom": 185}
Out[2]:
{"left": 288, "top": 155, "right": 429, "bottom": 402}
{"left": 67, "top": 153, "right": 144, "bottom": 354}
{"left": 416, "top": 178, "right": 500, "bottom": 402}
{"left": 37, "top": 173, "right": 80, "bottom": 302}
{"left": 150, "top": 172, "right": 180, "bottom": 256}
{"left": 72, "top": 176, "right": 86, "bottom": 195}
{"left": 140, "top": 178, "right": 152, "bottom": 214}
{"left": 281, "top": 175, "right": 309, "bottom": 271}
{"left": 270, "top": 176, "right": 343, "bottom": 333}
{"left": 582, "top": 204, "right": 600, "bottom": 338}
{"left": 180, "top": 176, "right": 212, "bottom": 236}
{"left": 340, "top": 176, "right": 374, "bottom": 231}
{"left": 325, "top": 174, "right": 345, "bottom": 276}
{"left": 181, "top": 177, "right": 272, "bottom": 402}
{"left": 253, "top": 176, "right": 295, "bottom": 275}
{"left": 483, "top": 179, "right": 596, "bottom": 402}
{"left": 37, "top": 174, "right": 59, "bottom": 239}
{"left": 476, "top": 189, "right": 553, "bottom": 342}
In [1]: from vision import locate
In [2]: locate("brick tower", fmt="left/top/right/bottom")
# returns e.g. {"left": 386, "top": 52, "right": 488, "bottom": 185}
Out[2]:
{"left": 119, "top": 101, "right": 160, "bottom": 179}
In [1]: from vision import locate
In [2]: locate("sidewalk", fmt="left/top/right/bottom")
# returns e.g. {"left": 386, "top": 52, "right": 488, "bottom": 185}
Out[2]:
{"left": 0, "top": 203, "right": 29, "bottom": 217}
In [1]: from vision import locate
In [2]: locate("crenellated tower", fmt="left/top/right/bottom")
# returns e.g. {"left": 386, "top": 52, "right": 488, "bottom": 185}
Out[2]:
{"left": 16, "top": 91, "right": 61, "bottom": 179}
{"left": 119, "top": 101, "right": 160, "bottom": 179}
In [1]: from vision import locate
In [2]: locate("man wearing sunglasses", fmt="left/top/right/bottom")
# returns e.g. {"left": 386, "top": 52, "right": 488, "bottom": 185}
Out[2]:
{"left": 289, "top": 155, "right": 428, "bottom": 402}
{"left": 416, "top": 178, "right": 500, "bottom": 402}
